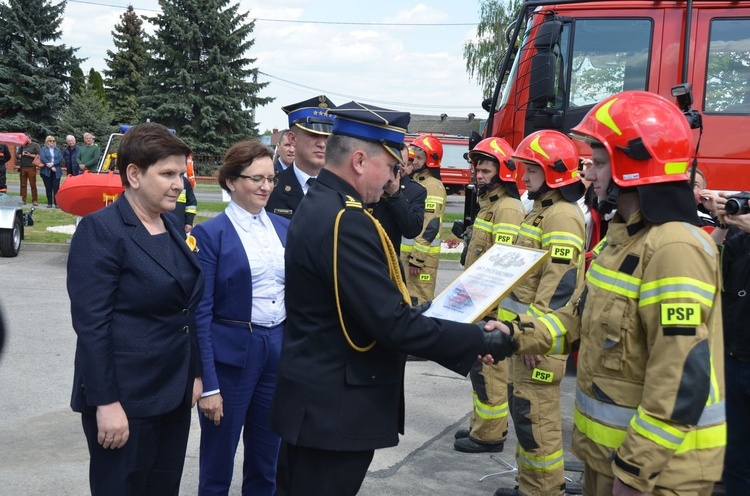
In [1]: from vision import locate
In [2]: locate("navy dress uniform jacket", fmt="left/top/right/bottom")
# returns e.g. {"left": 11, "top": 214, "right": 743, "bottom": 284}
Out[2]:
{"left": 266, "top": 165, "right": 304, "bottom": 219}
{"left": 270, "top": 169, "right": 485, "bottom": 452}
{"left": 68, "top": 195, "right": 204, "bottom": 418}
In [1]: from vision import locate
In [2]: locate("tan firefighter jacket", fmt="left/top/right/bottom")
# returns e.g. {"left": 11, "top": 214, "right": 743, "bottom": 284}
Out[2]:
{"left": 464, "top": 185, "right": 526, "bottom": 268}
{"left": 401, "top": 170, "right": 446, "bottom": 267}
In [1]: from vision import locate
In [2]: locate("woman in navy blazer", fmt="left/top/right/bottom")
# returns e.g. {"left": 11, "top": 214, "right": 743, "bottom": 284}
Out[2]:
{"left": 39, "top": 135, "right": 63, "bottom": 207}
{"left": 194, "top": 140, "right": 289, "bottom": 495}
{"left": 68, "top": 123, "right": 204, "bottom": 496}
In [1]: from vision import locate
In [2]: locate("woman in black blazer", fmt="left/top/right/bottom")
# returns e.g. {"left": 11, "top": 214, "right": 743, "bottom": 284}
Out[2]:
{"left": 68, "top": 123, "right": 204, "bottom": 496}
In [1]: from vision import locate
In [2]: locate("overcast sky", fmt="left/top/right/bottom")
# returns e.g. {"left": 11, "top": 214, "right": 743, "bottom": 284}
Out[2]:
{"left": 58, "top": 0, "right": 490, "bottom": 134}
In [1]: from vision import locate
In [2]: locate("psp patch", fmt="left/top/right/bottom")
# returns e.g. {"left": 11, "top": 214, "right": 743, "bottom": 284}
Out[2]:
{"left": 551, "top": 245, "right": 574, "bottom": 260}
{"left": 660, "top": 303, "right": 700, "bottom": 326}
{"left": 425, "top": 201, "right": 437, "bottom": 213}
{"left": 495, "top": 233, "right": 513, "bottom": 245}
{"left": 419, "top": 273, "right": 431, "bottom": 281}
{"left": 532, "top": 368, "right": 554, "bottom": 383}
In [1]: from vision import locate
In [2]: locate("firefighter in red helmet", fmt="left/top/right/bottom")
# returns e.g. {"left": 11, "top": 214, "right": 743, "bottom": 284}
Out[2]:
{"left": 400, "top": 134, "right": 446, "bottom": 304}
{"left": 454, "top": 137, "right": 526, "bottom": 454}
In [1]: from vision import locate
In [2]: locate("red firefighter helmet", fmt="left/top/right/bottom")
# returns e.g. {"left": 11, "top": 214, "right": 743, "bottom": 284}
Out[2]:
{"left": 410, "top": 134, "right": 443, "bottom": 168}
{"left": 512, "top": 130, "right": 581, "bottom": 189}
{"left": 469, "top": 137, "right": 519, "bottom": 183}
{"left": 570, "top": 90, "right": 693, "bottom": 187}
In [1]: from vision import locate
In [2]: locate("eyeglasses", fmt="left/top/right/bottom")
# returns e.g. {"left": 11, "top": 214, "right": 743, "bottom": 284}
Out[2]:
{"left": 47, "top": 140, "right": 56, "bottom": 143}
{"left": 238, "top": 174, "right": 278, "bottom": 186}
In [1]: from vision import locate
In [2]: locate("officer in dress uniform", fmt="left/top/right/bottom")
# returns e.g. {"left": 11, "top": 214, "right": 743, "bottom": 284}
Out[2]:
{"left": 266, "top": 96, "right": 336, "bottom": 219}
{"left": 269, "top": 101, "right": 517, "bottom": 496}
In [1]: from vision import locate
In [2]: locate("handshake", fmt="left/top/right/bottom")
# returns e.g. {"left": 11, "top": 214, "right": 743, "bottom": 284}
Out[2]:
{"left": 479, "top": 321, "right": 518, "bottom": 363}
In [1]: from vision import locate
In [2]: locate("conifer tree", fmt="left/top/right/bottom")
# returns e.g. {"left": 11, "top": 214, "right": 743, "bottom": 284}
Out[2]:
{"left": 141, "top": 0, "right": 272, "bottom": 156}
{"left": 71, "top": 66, "right": 86, "bottom": 96}
{"left": 57, "top": 87, "right": 118, "bottom": 145}
{"left": 0, "top": 0, "right": 80, "bottom": 138}
{"left": 88, "top": 68, "right": 106, "bottom": 105}
{"left": 104, "top": 5, "right": 147, "bottom": 125}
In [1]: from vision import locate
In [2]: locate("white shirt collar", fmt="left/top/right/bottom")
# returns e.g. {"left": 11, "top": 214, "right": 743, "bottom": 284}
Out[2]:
{"left": 226, "top": 201, "right": 268, "bottom": 232}
{"left": 292, "top": 164, "right": 316, "bottom": 194}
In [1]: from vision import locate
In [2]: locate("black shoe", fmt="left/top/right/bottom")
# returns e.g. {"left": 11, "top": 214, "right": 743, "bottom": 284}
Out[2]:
{"left": 494, "top": 487, "right": 519, "bottom": 496}
{"left": 406, "top": 355, "right": 427, "bottom": 361}
{"left": 453, "top": 436, "right": 504, "bottom": 453}
{"left": 454, "top": 428, "right": 470, "bottom": 439}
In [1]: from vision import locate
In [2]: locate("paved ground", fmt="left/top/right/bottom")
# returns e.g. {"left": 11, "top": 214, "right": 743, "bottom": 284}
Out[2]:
{"left": 0, "top": 245, "right": 582, "bottom": 495}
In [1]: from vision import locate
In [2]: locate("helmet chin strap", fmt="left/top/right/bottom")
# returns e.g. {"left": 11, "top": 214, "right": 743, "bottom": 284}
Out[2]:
{"left": 477, "top": 176, "right": 500, "bottom": 194}
{"left": 528, "top": 183, "right": 551, "bottom": 200}
{"left": 597, "top": 180, "right": 620, "bottom": 216}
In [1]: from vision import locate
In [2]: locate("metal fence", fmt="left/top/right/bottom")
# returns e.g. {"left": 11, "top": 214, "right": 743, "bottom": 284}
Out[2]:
{"left": 192, "top": 154, "right": 223, "bottom": 178}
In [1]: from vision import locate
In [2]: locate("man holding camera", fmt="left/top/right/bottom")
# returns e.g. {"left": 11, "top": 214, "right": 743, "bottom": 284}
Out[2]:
{"left": 488, "top": 91, "right": 725, "bottom": 495}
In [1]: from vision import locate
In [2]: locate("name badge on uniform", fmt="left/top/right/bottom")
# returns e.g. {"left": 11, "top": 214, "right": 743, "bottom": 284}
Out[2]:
{"left": 425, "top": 201, "right": 437, "bottom": 213}
{"left": 274, "top": 208, "right": 293, "bottom": 215}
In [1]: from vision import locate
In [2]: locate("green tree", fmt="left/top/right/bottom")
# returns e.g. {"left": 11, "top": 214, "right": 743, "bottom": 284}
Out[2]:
{"left": 71, "top": 66, "right": 86, "bottom": 96}
{"left": 463, "top": 0, "right": 523, "bottom": 99}
{"left": 0, "top": 0, "right": 80, "bottom": 139}
{"left": 141, "top": 0, "right": 272, "bottom": 156}
{"left": 88, "top": 68, "right": 106, "bottom": 105}
{"left": 57, "top": 86, "right": 118, "bottom": 144}
{"left": 104, "top": 5, "right": 147, "bottom": 125}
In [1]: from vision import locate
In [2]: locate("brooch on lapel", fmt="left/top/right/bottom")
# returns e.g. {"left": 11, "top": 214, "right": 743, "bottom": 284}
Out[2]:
{"left": 186, "top": 234, "right": 199, "bottom": 253}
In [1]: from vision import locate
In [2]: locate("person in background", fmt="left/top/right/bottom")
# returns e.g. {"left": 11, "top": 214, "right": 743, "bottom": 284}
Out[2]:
{"left": 453, "top": 137, "right": 526, "bottom": 455}
{"left": 67, "top": 123, "right": 204, "bottom": 496}
{"left": 0, "top": 141, "right": 10, "bottom": 196}
{"left": 270, "top": 101, "right": 516, "bottom": 496}
{"left": 40, "top": 135, "right": 63, "bottom": 208}
{"left": 401, "top": 134, "right": 447, "bottom": 304}
{"left": 193, "top": 140, "right": 289, "bottom": 495}
{"left": 76, "top": 133, "right": 101, "bottom": 174}
{"left": 691, "top": 168, "right": 715, "bottom": 228}
{"left": 273, "top": 129, "right": 294, "bottom": 174}
{"left": 369, "top": 146, "right": 426, "bottom": 259}
{"left": 19, "top": 135, "right": 40, "bottom": 206}
{"left": 171, "top": 175, "right": 197, "bottom": 237}
{"left": 266, "top": 96, "right": 336, "bottom": 219}
{"left": 699, "top": 191, "right": 750, "bottom": 495}
{"left": 63, "top": 135, "right": 81, "bottom": 177}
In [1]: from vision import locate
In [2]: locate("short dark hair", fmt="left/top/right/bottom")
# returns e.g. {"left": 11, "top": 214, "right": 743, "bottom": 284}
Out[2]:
{"left": 218, "top": 140, "right": 273, "bottom": 192}
{"left": 325, "top": 134, "right": 384, "bottom": 168}
{"left": 117, "top": 123, "right": 191, "bottom": 187}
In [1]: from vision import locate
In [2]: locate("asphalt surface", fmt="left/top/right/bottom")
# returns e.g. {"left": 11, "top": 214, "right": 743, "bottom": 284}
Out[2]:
{"left": 0, "top": 241, "right": 585, "bottom": 496}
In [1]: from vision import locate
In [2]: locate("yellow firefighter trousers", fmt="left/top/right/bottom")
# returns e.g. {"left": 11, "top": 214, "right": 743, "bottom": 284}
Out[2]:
{"left": 402, "top": 251, "right": 440, "bottom": 305}
{"left": 468, "top": 360, "right": 509, "bottom": 443}
{"left": 510, "top": 354, "right": 567, "bottom": 496}
{"left": 582, "top": 464, "right": 715, "bottom": 496}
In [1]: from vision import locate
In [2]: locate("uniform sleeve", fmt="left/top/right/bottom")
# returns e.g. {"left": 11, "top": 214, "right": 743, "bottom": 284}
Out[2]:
{"left": 334, "top": 210, "right": 484, "bottom": 373}
{"left": 511, "top": 287, "right": 584, "bottom": 357}
{"left": 384, "top": 182, "right": 426, "bottom": 240}
{"left": 528, "top": 210, "right": 586, "bottom": 316}
{"left": 192, "top": 223, "right": 220, "bottom": 393}
{"left": 408, "top": 179, "right": 446, "bottom": 267}
{"left": 67, "top": 216, "right": 122, "bottom": 406}
{"left": 612, "top": 242, "right": 721, "bottom": 492}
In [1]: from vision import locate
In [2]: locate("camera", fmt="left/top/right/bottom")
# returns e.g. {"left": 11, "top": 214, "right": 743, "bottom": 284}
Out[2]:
{"left": 724, "top": 192, "right": 750, "bottom": 216}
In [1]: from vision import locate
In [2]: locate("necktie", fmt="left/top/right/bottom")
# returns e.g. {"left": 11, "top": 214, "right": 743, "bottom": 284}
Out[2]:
{"left": 307, "top": 177, "right": 316, "bottom": 189}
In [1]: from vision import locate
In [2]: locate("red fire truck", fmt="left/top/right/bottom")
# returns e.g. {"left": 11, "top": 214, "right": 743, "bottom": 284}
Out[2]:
{"left": 484, "top": 0, "right": 750, "bottom": 191}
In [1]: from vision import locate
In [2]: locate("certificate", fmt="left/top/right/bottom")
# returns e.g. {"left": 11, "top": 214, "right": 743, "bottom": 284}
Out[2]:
{"left": 423, "top": 243, "right": 549, "bottom": 323}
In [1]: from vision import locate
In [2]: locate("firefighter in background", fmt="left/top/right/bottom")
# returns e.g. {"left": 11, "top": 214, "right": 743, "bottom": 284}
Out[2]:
{"left": 490, "top": 91, "right": 725, "bottom": 495}
{"left": 173, "top": 175, "right": 197, "bottom": 237}
{"left": 495, "top": 130, "right": 586, "bottom": 496}
{"left": 454, "top": 137, "right": 526, "bottom": 453}
{"left": 400, "top": 134, "right": 446, "bottom": 304}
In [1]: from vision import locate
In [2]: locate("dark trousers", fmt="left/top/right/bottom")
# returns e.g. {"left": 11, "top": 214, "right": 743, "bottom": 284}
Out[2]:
{"left": 41, "top": 173, "right": 60, "bottom": 206}
{"left": 0, "top": 162, "right": 6, "bottom": 191}
{"left": 81, "top": 403, "right": 191, "bottom": 496}
{"left": 725, "top": 354, "right": 750, "bottom": 495}
{"left": 198, "top": 323, "right": 283, "bottom": 496}
{"left": 277, "top": 443, "right": 374, "bottom": 496}
{"left": 19, "top": 168, "right": 37, "bottom": 203}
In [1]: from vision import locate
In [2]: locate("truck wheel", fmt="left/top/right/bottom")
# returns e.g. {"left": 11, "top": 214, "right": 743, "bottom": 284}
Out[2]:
{"left": 0, "top": 215, "right": 21, "bottom": 257}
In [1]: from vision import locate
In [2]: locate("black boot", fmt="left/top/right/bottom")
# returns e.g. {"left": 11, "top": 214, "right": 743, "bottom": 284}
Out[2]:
{"left": 454, "top": 428, "right": 470, "bottom": 439}
{"left": 494, "top": 487, "right": 519, "bottom": 496}
{"left": 453, "top": 435, "right": 504, "bottom": 453}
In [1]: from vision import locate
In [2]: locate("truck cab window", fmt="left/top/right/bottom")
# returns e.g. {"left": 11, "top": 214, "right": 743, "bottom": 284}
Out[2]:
{"left": 568, "top": 19, "right": 651, "bottom": 108}
{"left": 705, "top": 18, "right": 750, "bottom": 114}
